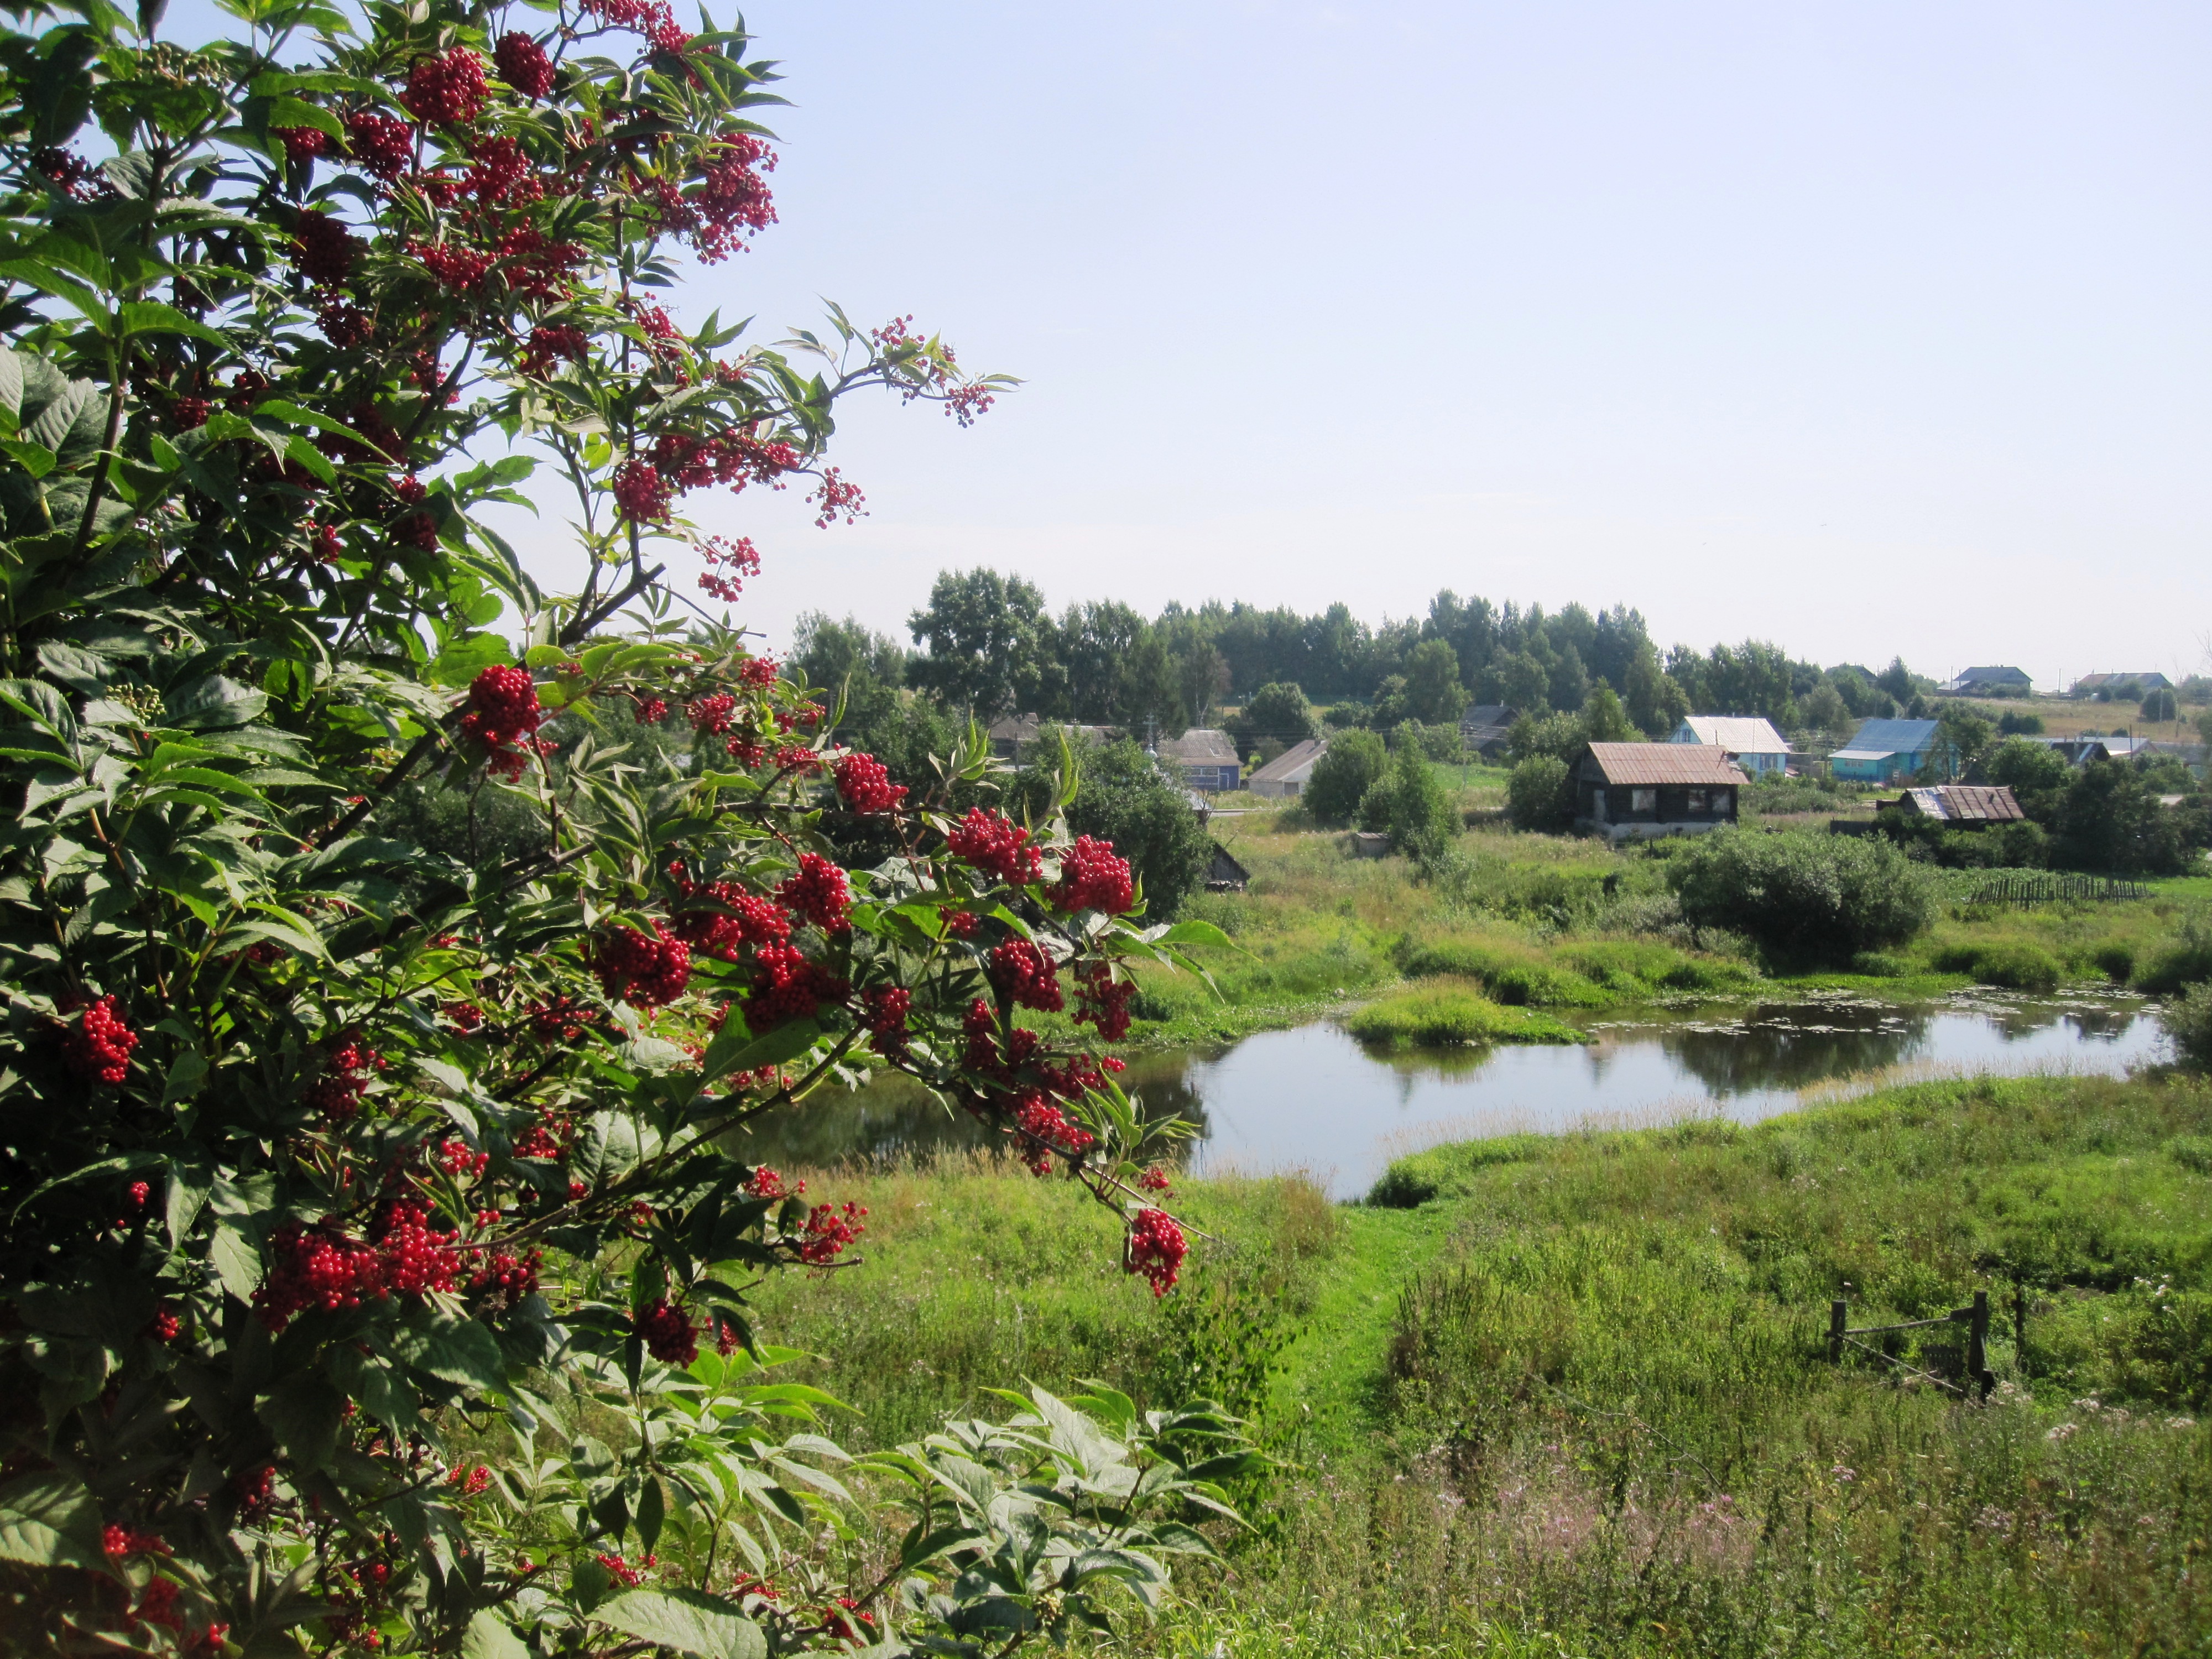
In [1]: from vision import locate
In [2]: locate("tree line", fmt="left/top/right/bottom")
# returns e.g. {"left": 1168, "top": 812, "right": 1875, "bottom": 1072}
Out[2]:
{"left": 794, "top": 567, "right": 1963, "bottom": 742}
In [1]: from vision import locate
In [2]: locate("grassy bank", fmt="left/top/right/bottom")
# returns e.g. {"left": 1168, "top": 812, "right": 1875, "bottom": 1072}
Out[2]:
{"left": 757, "top": 1068, "right": 2212, "bottom": 1655}
{"left": 1119, "top": 799, "right": 2212, "bottom": 1041}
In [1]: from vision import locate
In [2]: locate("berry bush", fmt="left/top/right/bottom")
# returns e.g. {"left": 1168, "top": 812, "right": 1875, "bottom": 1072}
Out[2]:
{"left": 0, "top": 2, "right": 1250, "bottom": 1652}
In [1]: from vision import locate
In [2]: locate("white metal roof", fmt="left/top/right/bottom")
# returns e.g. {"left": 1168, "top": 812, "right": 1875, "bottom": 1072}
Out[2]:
{"left": 1674, "top": 716, "right": 1791, "bottom": 755}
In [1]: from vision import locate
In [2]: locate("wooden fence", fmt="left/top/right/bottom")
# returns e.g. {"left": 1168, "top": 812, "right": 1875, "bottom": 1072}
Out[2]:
{"left": 1966, "top": 874, "right": 2150, "bottom": 907}
{"left": 1828, "top": 1291, "right": 1994, "bottom": 1400}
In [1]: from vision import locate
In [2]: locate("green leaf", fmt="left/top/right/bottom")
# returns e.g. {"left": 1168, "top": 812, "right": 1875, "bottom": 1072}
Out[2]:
{"left": 268, "top": 95, "right": 345, "bottom": 138}
{"left": 461, "top": 1610, "right": 531, "bottom": 1659}
{"left": 698, "top": 1018, "right": 819, "bottom": 1090}
{"left": 1154, "top": 919, "right": 1232, "bottom": 948}
{"left": 164, "top": 675, "right": 268, "bottom": 731}
{"left": 394, "top": 1313, "right": 507, "bottom": 1394}
{"left": 0, "top": 438, "right": 56, "bottom": 478}
{"left": 209, "top": 1219, "right": 263, "bottom": 1300}
{"left": 163, "top": 1158, "right": 211, "bottom": 1248}
{"left": 281, "top": 432, "right": 335, "bottom": 484}
{"left": 0, "top": 1475, "right": 103, "bottom": 1569}
{"left": 258, "top": 1371, "right": 344, "bottom": 1473}
{"left": 119, "top": 300, "right": 228, "bottom": 347}
{"left": 591, "top": 1590, "right": 765, "bottom": 1659}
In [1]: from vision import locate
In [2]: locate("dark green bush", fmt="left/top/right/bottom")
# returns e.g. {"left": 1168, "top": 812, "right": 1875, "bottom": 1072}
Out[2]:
{"left": 2138, "top": 914, "right": 2212, "bottom": 995}
{"left": 1506, "top": 755, "right": 1574, "bottom": 832}
{"left": 1302, "top": 728, "right": 1388, "bottom": 827}
{"left": 1968, "top": 940, "right": 2064, "bottom": 991}
{"left": 1667, "top": 828, "right": 1937, "bottom": 966}
{"left": 2094, "top": 943, "right": 2137, "bottom": 983}
{"left": 1358, "top": 743, "right": 1460, "bottom": 860}
{"left": 1851, "top": 951, "right": 1913, "bottom": 978}
{"left": 2166, "top": 984, "right": 2212, "bottom": 1071}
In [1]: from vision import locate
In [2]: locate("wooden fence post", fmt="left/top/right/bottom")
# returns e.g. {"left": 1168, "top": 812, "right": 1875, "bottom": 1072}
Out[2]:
{"left": 1829, "top": 1298, "right": 1848, "bottom": 1364}
{"left": 1968, "top": 1290, "right": 1991, "bottom": 1399}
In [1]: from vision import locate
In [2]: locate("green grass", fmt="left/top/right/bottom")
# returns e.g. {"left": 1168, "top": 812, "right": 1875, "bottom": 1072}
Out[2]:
{"left": 752, "top": 1070, "right": 2212, "bottom": 1656}
{"left": 1344, "top": 981, "right": 1589, "bottom": 1047}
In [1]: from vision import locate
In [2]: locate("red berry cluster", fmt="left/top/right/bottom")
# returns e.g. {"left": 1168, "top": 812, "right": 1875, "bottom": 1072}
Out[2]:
{"left": 698, "top": 535, "right": 760, "bottom": 602}
{"left": 518, "top": 322, "right": 587, "bottom": 378}
{"left": 1072, "top": 963, "right": 1137, "bottom": 1042}
{"left": 633, "top": 696, "right": 670, "bottom": 725}
{"left": 1049, "top": 835, "right": 1134, "bottom": 915}
{"left": 1013, "top": 1094, "right": 1095, "bottom": 1177}
{"left": 609, "top": 458, "right": 669, "bottom": 521}
{"left": 988, "top": 939, "right": 1062, "bottom": 1012}
{"left": 437, "top": 1137, "right": 488, "bottom": 1178}
{"left": 104, "top": 1525, "right": 170, "bottom": 1557}
{"left": 634, "top": 1298, "right": 697, "bottom": 1364}
{"left": 747, "top": 1166, "right": 800, "bottom": 1201}
{"left": 291, "top": 208, "right": 357, "bottom": 285}
{"left": 278, "top": 126, "right": 328, "bottom": 161}
{"left": 652, "top": 131, "right": 778, "bottom": 262}
{"left": 861, "top": 985, "right": 910, "bottom": 1039}
{"left": 597, "top": 1551, "right": 650, "bottom": 1589}
{"left": 833, "top": 752, "right": 906, "bottom": 814}
{"left": 1137, "top": 1165, "right": 1173, "bottom": 1193}
{"left": 494, "top": 32, "right": 555, "bottom": 98}
{"left": 687, "top": 692, "right": 735, "bottom": 734}
{"left": 671, "top": 877, "right": 789, "bottom": 961}
{"left": 253, "top": 1227, "right": 385, "bottom": 1328}
{"left": 305, "top": 1037, "right": 382, "bottom": 1119}
{"left": 447, "top": 1464, "right": 492, "bottom": 1495}
{"left": 401, "top": 48, "right": 490, "bottom": 126}
{"left": 947, "top": 808, "right": 1042, "bottom": 885}
{"left": 809, "top": 467, "right": 867, "bottom": 529}
{"left": 943, "top": 909, "right": 980, "bottom": 940}
{"left": 460, "top": 664, "right": 545, "bottom": 779}
{"left": 582, "top": 0, "right": 690, "bottom": 54}
{"left": 651, "top": 430, "right": 800, "bottom": 493}
{"left": 797, "top": 1201, "right": 867, "bottom": 1265}
{"left": 776, "top": 853, "right": 851, "bottom": 933}
{"left": 526, "top": 995, "right": 596, "bottom": 1043}
{"left": 346, "top": 112, "right": 417, "bottom": 179}
{"left": 593, "top": 922, "right": 691, "bottom": 1007}
{"left": 747, "top": 942, "right": 847, "bottom": 1029}
{"left": 413, "top": 238, "right": 493, "bottom": 291}
{"left": 1126, "top": 1207, "right": 1188, "bottom": 1297}
{"left": 62, "top": 994, "right": 137, "bottom": 1084}
{"left": 374, "top": 1201, "right": 463, "bottom": 1296}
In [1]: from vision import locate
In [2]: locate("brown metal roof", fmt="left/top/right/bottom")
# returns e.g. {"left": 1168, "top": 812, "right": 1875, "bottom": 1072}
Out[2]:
{"left": 1579, "top": 743, "right": 1747, "bottom": 786}
{"left": 1935, "top": 785, "right": 2025, "bottom": 822}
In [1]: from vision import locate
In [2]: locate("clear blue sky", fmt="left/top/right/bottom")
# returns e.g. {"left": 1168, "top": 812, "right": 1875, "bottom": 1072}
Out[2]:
{"left": 183, "top": 1, "right": 2212, "bottom": 688}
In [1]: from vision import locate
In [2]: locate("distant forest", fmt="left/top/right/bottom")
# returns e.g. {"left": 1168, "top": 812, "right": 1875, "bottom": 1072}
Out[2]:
{"left": 789, "top": 567, "right": 1949, "bottom": 742}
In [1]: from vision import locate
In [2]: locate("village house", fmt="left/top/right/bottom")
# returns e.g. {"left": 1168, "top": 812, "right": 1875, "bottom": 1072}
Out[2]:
{"left": 1154, "top": 728, "right": 1242, "bottom": 792}
{"left": 1246, "top": 737, "right": 1327, "bottom": 799}
{"left": 1572, "top": 743, "right": 1746, "bottom": 843}
{"left": 1828, "top": 718, "right": 1957, "bottom": 784}
{"left": 2042, "top": 735, "right": 2160, "bottom": 766}
{"left": 2070, "top": 672, "right": 2173, "bottom": 698}
{"left": 1937, "top": 666, "right": 2032, "bottom": 696}
{"left": 1458, "top": 704, "right": 1520, "bottom": 761}
{"left": 1669, "top": 715, "right": 1792, "bottom": 776}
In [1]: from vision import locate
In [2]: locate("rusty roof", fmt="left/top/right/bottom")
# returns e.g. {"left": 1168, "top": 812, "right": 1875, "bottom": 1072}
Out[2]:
{"left": 1913, "top": 785, "right": 2025, "bottom": 823}
{"left": 1579, "top": 743, "right": 1748, "bottom": 786}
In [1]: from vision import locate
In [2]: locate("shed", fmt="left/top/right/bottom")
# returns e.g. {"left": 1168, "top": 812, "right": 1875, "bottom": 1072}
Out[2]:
{"left": 1829, "top": 718, "right": 1955, "bottom": 784}
{"left": 1670, "top": 716, "right": 1792, "bottom": 776}
{"left": 1889, "top": 785, "right": 2026, "bottom": 826}
{"left": 1572, "top": 744, "right": 1745, "bottom": 843}
{"left": 1346, "top": 831, "right": 1391, "bottom": 859}
{"left": 1459, "top": 705, "right": 1520, "bottom": 760}
{"left": 1938, "top": 666, "right": 2033, "bottom": 695}
{"left": 1247, "top": 737, "right": 1327, "bottom": 799}
{"left": 985, "top": 716, "right": 1120, "bottom": 762}
{"left": 1154, "top": 728, "right": 1241, "bottom": 793}
{"left": 1204, "top": 842, "right": 1251, "bottom": 893}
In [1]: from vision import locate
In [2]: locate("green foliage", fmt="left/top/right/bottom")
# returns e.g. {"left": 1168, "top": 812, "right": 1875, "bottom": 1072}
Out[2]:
{"left": 1344, "top": 983, "right": 1588, "bottom": 1048}
{"left": 1668, "top": 828, "right": 1938, "bottom": 964}
{"left": 1399, "top": 638, "right": 1468, "bottom": 727}
{"left": 1230, "top": 682, "right": 1317, "bottom": 753}
{"left": 1577, "top": 685, "right": 1634, "bottom": 743}
{"left": 2139, "top": 912, "right": 2212, "bottom": 994}
{"left": 2143, "top": 687, "right": 2180, "bottom": 722}
{"left": 905, "top": 567, "right": 1058, "bottom": 719}
{"left": 1504, "top": 754, "right": 1574, "bottom": 832}
{"left": 1355, "top": 743, "right": 1459, "bottom": 860}
{"left": 1505, "top": 709, "right": 1585, "bottom": 764}
{"left": 1302, "top": 729, "right": 1387, "bottom": 828}
{"left": 2169, "top": 984, "right": 2212, "bottom": 1070}
{"left": 2055, "top": 759, "right": 2211, "bottom": 875}
{"left": 1931, "top": 938, "right": 2064, "bottom": 990}
{"left": 1999, "top": 708, "right": 2046, "bottom": 735}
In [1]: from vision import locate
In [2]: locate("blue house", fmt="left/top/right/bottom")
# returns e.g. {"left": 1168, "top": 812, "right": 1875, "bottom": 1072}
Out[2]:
{"left": 1829, "top": 718, "right": 1955, "bottom": 784}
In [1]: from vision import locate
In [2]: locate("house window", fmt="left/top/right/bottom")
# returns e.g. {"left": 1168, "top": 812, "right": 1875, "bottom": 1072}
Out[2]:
{"left": 1686, "top": 789, "right": 1708, "bottom": 815}
{"left": 1630, "top": 787, "right": 1656, "bottom": 815}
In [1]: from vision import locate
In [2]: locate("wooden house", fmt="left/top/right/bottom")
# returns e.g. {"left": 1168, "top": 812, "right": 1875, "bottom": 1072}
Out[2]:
{"left": 1247, "top": 737, "right": 1326, "bottom": 799}
{"left": 1572, "top": 744, "right": 1746, "bottom": 843}
{"left": 1459, "top": 705, "right": 1519, "bottom": 760}
{"left": 1887, "top": 785, "right": 2026, "bottom": 826}
{"left": 1154, "top": 728, "right": 1242, "bottom": 793}
{"left": 1829, "top": 718, "right": 1955, "bottom": 784}
{"left": 1937, "top": 666, "right": 2032, "bottom": 695}
{"left": 1670, "top": 716, "right": 1792, "bottom": 776}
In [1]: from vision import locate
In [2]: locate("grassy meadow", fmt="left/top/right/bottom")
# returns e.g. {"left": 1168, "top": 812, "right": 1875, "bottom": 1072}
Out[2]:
{"left": 754, "top": 1069, "right": 2212, "bottom": 1657}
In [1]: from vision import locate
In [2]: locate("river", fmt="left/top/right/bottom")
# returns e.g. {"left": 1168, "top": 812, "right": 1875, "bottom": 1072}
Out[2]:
{"left": 732, "top": 989, "right": 2171, "bottom": 1201}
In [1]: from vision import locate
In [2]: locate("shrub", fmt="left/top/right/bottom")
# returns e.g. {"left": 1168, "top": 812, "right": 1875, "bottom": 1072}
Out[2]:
{"left": 1667, "top": 828, "right": 1938, "bottom": 965}
{"left": 1966, "top": 940, "right": 2064, "bottom": 992}
{"left": 1303, "top": 728, "right": 1388, "bottom": 827}
{"left": 1397, "top": 940, "right": 1611, "bottom": 1006}
{"left": 1506, "top": 755, "right": 1575, "bottom": 832}
{"left": 0, "top": 11, "right": 1239, "bottom": 1652}
{"left": 2094, "top": 943, "right": 2138, "bottom": 983}
{"left": 1345, "top": 983, "right": 1588, "bottom": 1047}
{"left": 1014, "top": 736, "right": 1214, "bottom": 916}
{"left": 2140, "top": 914, "right": 2212, "bottom": 994}
{"left": 1851, "top": 951, "right": 1913, "bottom": 978}
{"left": 2168, "top": 985, "right": 2212, "bottom": 1070}
{"left": 1358, "top": 742, "right": 1460, "bottom": 859}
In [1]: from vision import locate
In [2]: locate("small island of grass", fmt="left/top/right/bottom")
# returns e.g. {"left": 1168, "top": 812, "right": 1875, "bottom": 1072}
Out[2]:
{"left": 1344, "top": 979, "right": 1591, "bottom": 1047}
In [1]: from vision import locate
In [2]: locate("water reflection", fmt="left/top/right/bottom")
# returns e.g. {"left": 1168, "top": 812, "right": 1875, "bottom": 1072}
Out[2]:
{"left": 759, "top": 992, "right": 2167, "bottom": 1201}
